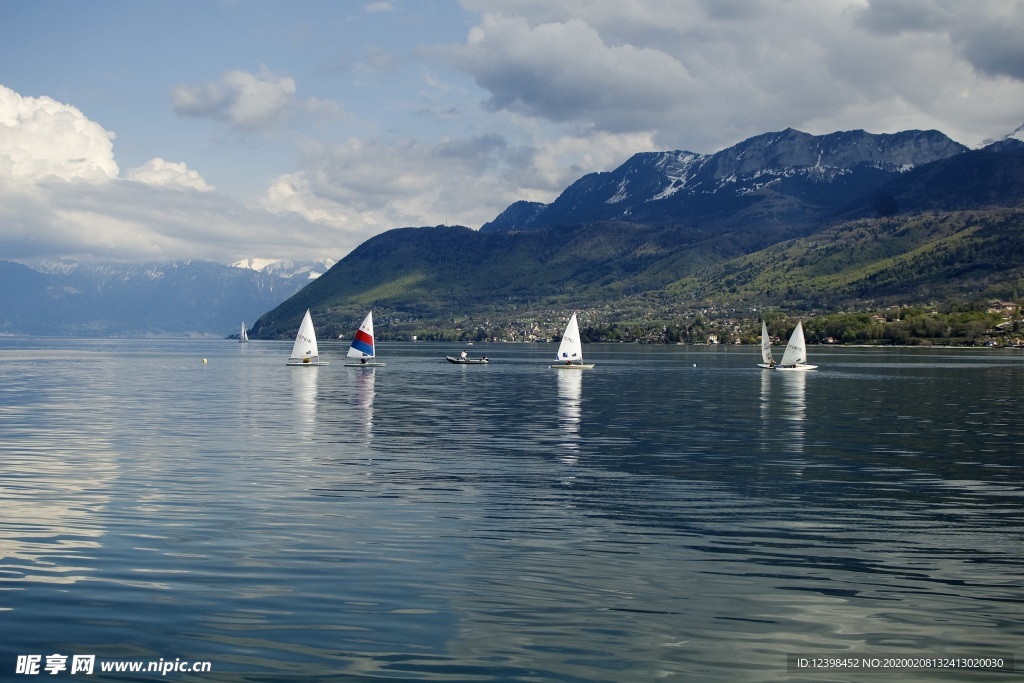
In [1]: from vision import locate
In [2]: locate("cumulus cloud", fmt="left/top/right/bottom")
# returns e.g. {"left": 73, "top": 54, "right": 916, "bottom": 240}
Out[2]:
{"left": 126, "top": 158, "right": 214, "bottom": 191}
{"left": 171, "top": 68, "right": 298, "bottom": 128}
{"left": 440, "top": 14, "right": 693, "bottom": 133}
{"left": 260, "top": 127, "right": 658, "bottom": 237}
{"left": 170, "top": 67, "right": 348, "bottom": 130}
{"left": 853, "top": 0, "right": 1024, "bottom": 80}
{"left": 0, "top": 177, "right": 338, "bottom": 264}
{"left": 0, "top": 84, "right": 118, "bottom": 183}
{"left": 0, "top": 83, "right": 336, "bottom": 264}
{"left": 445, "top": 0, "right": 1024, "bottom": 151}
{"left": 262, "top": 136, "right": 492, "bottom": 235}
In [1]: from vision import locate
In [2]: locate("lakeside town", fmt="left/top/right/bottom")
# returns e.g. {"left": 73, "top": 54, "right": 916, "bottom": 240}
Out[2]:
{"left": 360, "top": 300, "right": 1024, "bottom": 349}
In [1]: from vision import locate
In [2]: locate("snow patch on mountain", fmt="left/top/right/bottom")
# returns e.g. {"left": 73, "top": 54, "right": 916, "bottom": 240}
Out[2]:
{"left": 606, "top": 178, "right": 631, "bottom": 204}
{"left": 230, "top": 257, "right": 336, "bottom": 280}
{"left": 650, "top": 151, "right": 706, "bottom": 200}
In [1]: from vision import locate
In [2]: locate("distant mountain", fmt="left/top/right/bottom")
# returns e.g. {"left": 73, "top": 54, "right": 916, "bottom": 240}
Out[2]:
{"left": 1, "top": 260, "right": 311, "bottom": 336}
{"left": 252, "top": 129, "right": 1024, "bottom": 340}
{"left": 230, "top": 257, "right": 336, "bottom": 280}
{"left": 481, "top": 129, "right": 968, "bottom": 239}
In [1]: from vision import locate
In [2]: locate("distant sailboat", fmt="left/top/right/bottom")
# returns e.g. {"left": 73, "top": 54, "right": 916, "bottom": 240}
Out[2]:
{"left": 286, "top": 309, "right": 328, "bottom": 366}
{"left": 550, "top": 312, "right": 594, "bottom": 369}
{"left": 773, "top": 321, "right": 817, "bottom": 371}
{"left": 757, "top": 320, "right": 773, "bottom": 368}
{"left": 344, "top": 311, "right": 385, "bottom": 367}
{"left": 240, "top": 322, "right": 249, "bottom": 344}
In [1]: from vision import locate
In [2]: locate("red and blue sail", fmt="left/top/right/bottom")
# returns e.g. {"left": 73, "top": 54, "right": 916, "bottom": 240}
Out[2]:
{"left": 347, "top": 311, "right": 376, "bottom": 358}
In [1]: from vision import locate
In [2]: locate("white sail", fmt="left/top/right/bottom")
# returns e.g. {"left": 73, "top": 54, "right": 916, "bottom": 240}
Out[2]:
{"left": 759, "top": 321, "right": 773, "bottom": 365}
{"left": 551, "top": 312, "right": 594, "bottom": 368}
{"left": 778, "top": 321, "right": 809, "bottom": 368}
{"left": 555, "top": 313, "right": 584, "bottom": 363}
{"left": 347, "top": 311, "right": 375, "bottom": 359}
{"left": 240, "top": 322, "right": 249, "bottom": 343}
{"left": 287, "top": 309, "right": 324, "bottom": 365}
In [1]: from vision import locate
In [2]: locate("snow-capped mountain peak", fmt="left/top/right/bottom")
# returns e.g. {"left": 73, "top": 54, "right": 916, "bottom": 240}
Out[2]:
{"left": 229, "top": 257, "right": 336, "bottom": 280}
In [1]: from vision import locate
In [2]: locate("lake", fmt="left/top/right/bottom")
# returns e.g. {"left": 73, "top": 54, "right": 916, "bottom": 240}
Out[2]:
{"left": 0, "top": 339, "right": 1020, "bottom": 681}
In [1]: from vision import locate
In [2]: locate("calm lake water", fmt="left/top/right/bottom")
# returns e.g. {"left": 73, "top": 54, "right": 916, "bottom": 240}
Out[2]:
{"left": 0, "top": 339, "right": 1021, "bottom": 682}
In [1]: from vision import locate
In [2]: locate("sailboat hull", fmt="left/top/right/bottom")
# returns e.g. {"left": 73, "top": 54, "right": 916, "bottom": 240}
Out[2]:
{"left": 775, "top": 364, "right": 816, "bottom": 371}
{"left": 345, "top": 361, "right": 385, "bottom": 367}
{"left": 286, "top": 359, "right": 329, "bottom": 366}
{"left": 550, "top": 363, "right": 594, "bottom": 369}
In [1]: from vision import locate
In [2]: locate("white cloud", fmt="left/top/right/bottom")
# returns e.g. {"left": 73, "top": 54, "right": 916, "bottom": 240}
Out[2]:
{"left": 853, "top": 0, "right": 1024, "bottom": 80}
{"left": 441, "top": 14, "right": 694, "bottom": 133}
{"left": 445, "top": 0, "right": 1024, "bottom": 151}
{"left": 0, "top": 173, "right": 342, "bottom": 264}
{"left": 260, "top": 127, "right": 659, "bottom": 239}
{"left": 171, "top": 68, "right": 298, "bottom": 128}
{"left": 262, "top": 173, "right": 353, "bottom": 228}
{"left": 0, "top": 84, "right": 118, "bottom": 183}
{"left": 126, "top": 158, "right": 214, "bottom": 191}
{"left": 0, "top": 83, "right": 338, "bottom": 264}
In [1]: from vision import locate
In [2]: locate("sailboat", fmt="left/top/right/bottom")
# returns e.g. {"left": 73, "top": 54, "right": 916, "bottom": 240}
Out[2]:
{"left": 550, "top": 312, "right": 594, "bottom": 369}
{"left": 240, "top": 321, "right": 249, "bottom": 343}
{"left": 344, "top": 311, "right": 385, "bottom": 367}
{"left": 286, "top": 309, "right": 328, "bottom": 366}
{"left": 757, "top": 320, "right": 773, "bottom": 368}
{"left": 773, "top": 321, "right": 817, "bottom": 371}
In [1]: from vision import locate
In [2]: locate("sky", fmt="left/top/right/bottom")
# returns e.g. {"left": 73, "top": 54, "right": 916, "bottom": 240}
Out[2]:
{"left": 1, "top": 0, "right": 1022, "bottom": 267}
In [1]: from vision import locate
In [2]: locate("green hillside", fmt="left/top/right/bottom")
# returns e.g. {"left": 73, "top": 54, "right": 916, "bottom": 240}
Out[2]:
{"left": 252, "top": 208, "right": 1024, "bottom": 342}
{"left": 670, "top": 210, "right": 1024, "bottom": 309}
{"left": 250, "top": 222, "right": 719, "bottom": 339}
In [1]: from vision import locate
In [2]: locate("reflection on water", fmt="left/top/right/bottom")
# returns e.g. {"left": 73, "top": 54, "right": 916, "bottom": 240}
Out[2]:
{"left": 759, "top": 368, "right": 806, "bottom": 453}
{"left": 556, "top": 370, "right": 582, "bottom": 457}
{"left": 779, "top": 369, "right": 806, "bottom": 452}
{"left": 1, "top": 340, "right": 1022, "bottom": 681}
{"left": 556, "top": 370, "right": 582, "bottom": 490}
{"left": 354, "top": 366, "right": 375, "bottom": 446}
{"left": 290, "top": 364, "right": 319, "bottom": 440}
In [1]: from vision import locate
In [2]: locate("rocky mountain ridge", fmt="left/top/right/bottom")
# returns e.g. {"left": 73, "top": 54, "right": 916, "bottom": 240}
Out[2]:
{"left": 482, "top": 128, "right": 968, "bottom": 233}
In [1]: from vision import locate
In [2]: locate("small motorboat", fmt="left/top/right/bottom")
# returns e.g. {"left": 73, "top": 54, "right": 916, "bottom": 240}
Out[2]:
{"left": 446, "top": 355, "right": 489, "bottom": 364}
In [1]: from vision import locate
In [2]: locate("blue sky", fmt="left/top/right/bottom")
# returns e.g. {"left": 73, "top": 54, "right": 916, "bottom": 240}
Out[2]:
{"left": 1, "top": 0, "right": 1022, "bottom": 266}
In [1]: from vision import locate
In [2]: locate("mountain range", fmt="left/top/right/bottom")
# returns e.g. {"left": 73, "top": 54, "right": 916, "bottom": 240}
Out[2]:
{"left": 251, "top": 127, "right": 1024, "bottom": 340}
{"left": 3, "top": 125, "right": 1022, "bottom": 340}
{"left": 0, "top": 258, "right": 332, "bottom": 337}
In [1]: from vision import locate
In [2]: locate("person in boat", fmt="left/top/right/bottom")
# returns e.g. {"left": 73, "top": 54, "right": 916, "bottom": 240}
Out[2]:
{"left": 360, "top": 358, "right": 366, "bottom": 364}
{"left": 460, "top": 350, "right": 468, "bottom": 360}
